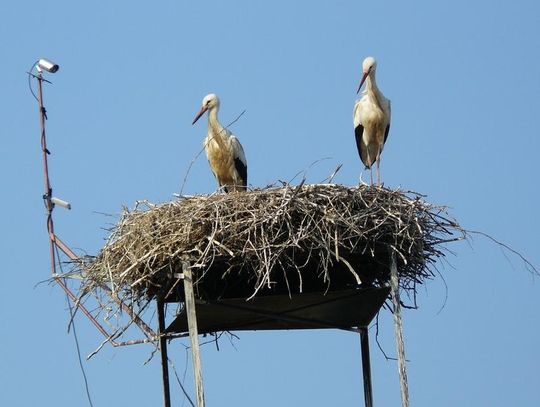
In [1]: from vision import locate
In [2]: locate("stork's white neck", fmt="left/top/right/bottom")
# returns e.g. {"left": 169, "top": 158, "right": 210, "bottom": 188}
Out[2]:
{"left": 207, "top": 106, "right": 223, "bottom": 132}
{"left": 365, "top": 72, "right": 384, "bottom": 108}
{"left": 206, "top": 105, "right": 229, "bottom": 148}
{"left": 366, "top": 71, "right": 379, "bottom": 93}
{"left": 208, "top": 105, "right": 219, "bottom": 123}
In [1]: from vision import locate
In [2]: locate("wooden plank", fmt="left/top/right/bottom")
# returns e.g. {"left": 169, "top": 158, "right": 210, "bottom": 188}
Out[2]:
{"left": 390, "top": 252, "right": 409, "bottom": 407}
{"left": 183, "top": 261, "right": 205, "bottom": 407}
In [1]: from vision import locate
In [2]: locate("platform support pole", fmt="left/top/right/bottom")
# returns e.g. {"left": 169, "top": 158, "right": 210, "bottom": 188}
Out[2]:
{"left": 183, "top": 261, "right": 205, "bottom": 407}
{"left": 390, "top": 252, "right": 410, "bottom": 407}
{"left": 157, "top": 299, "right": 172, "bottom": 407}
{"left": 360, "top": 327, "right": 374, "bottom": 407}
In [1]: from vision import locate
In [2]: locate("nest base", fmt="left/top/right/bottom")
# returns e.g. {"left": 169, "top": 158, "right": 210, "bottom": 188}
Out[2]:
{"left": 166, "top": 286, "right": 390, "bottom": 334}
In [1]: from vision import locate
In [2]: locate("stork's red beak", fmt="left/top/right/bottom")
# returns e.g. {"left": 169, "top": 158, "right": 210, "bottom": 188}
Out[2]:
{"left": 192, "top": 106, "right": 208, "bottom": 125}
{"left": 356, "top": 68, "right": 371, "bottom": 94}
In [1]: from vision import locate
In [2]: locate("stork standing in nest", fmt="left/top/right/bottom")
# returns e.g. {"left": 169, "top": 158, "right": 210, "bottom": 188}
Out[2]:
{"left": 192, "top": 93, "right": 248, "bottom": 192}
{"left": 353, "top": 56, "right": 391, "bottom": 185}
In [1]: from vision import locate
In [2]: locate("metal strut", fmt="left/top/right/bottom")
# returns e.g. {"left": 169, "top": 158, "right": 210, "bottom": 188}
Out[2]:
{"left": 157, "top": 299, "right": 172, "bottom": 407}
{"left": 360, "top": 327, "right": 374, "bottom": 407}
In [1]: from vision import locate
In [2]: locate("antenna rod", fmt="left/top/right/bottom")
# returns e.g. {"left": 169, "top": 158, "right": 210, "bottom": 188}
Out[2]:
{"left": 32, "top": 60, "right": 159, "bottom": 349}
{"left": 37, "top": 72, "right": 56, "bottom": 275}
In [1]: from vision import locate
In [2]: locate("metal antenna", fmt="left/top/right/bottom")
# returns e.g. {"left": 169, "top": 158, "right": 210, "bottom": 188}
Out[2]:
{"left": 31, "top": 60, "right": 157, "bottom": 346}
{"left": 36, "top": 68, "right": 57, "bottom": 276}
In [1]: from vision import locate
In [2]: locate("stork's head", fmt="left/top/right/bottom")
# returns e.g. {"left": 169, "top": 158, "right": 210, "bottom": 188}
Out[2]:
{"left": 192, "top": 93, "right": 220, "bottom": 125}
{"left": 357, "top": 56, "right": 377, "bottom": 94}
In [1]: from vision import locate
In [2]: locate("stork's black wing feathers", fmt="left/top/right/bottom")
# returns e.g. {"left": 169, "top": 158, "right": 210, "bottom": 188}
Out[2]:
{"left": 354, "top": 124, "right": 371, "bottom": 169}
{"left": 384, "top": 123, "right": 390, "bottom": 144}
{"left": 234, "top": 158, "right": 248, "bottom": 189}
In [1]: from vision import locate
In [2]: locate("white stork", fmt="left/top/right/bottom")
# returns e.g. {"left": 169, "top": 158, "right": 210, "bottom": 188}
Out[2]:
{"left": 353, "top": 56, "right": 391, "bottom": 185}
{"left": 192, "top": 93, "right": 248, "bottom": 192}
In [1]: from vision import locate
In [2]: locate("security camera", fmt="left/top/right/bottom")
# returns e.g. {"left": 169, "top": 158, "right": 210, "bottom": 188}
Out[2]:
{"left": 51, "top": 196, "right": 71, "bottom": 210}
{"left": 37, "top": 58, "right": 59, "bottom": 73}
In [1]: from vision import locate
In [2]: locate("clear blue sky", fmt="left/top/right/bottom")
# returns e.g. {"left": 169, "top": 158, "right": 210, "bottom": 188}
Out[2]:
{"left": 2, "top": 1, "right": 539, "bottom": 406}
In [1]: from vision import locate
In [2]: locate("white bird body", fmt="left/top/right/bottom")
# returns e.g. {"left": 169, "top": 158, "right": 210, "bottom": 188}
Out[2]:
{"left": 353, "top": 57, "right": 391, "bottom": 184}
{"left": 193, "top": 94, "right": 247, "bottom": 192}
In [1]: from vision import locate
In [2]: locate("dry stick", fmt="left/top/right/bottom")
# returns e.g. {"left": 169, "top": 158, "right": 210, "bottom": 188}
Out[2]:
{"left": 169, "top": 357, "right": 196, "bottom": 407}
{"left": 466, "top": 229, "right": 538, "bottom": 275}
{"left": 323, "top": 163, "right": 343, "bottom": 184}
{"left": 286, "top": 157, "right": 332, "bottom": 185}
{"left": 390, "top": 250, "right": 410, "bottom": 407}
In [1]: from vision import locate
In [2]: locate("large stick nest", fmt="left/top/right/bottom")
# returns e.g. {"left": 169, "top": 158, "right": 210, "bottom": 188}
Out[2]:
{"left": 81, "top": 184, "right": 464, "bottom": 305}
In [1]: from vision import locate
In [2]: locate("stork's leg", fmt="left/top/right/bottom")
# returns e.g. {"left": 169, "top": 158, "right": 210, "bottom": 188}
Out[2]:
{"left": 376, "top": 157, "right": 381, "bottom": 186}
{"left": 366, "top": 150, "right": 374, "bottom": 186}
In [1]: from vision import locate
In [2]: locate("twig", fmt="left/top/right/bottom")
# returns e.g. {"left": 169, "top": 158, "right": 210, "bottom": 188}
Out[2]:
{"left": 466, "top": 229, "right": 538, "bottom": 275}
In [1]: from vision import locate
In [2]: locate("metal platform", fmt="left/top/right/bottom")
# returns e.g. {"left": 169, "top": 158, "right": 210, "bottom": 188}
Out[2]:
{"left": 166, "top": 286, "right": 390, "bottom": 335}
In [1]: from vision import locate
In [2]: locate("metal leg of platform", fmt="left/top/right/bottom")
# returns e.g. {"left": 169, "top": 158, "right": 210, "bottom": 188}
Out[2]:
{"left": 157, "top": 299, "right": 172, "bottom": 407}
{"left": 360, "top": 327, "right": 374, "bottom": 407}
{"left": 182, "top": 261, "right": 206, "bottom": 407}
